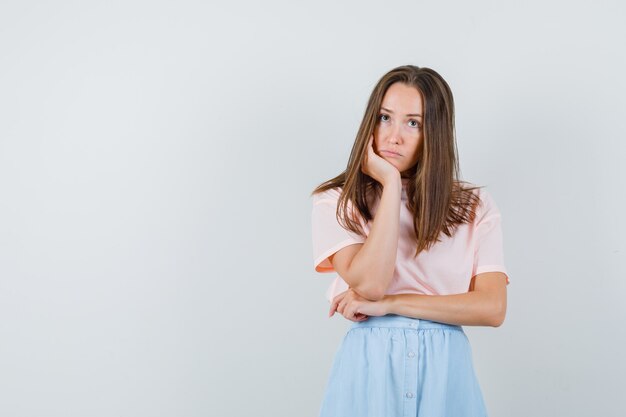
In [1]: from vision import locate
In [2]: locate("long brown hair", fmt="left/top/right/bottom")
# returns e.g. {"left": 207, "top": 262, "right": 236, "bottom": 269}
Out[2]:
{"left": 311, "top": 65, "right": 483, "bottom": 257}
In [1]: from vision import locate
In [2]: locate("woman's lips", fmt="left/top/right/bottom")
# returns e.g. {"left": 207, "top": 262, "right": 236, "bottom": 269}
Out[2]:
{"left": 380, "top": 150, "right": 401, "bottom": 157}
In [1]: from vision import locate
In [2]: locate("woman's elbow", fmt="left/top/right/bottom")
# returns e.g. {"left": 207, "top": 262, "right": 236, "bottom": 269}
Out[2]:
{"left": 354, "top": 283, "right": 386, "bottom": 301}
{"left": 489, "top": 302, "right": 507, "bottom": 327}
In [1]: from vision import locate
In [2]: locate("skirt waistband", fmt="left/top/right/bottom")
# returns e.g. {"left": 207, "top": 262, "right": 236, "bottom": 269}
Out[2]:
{"left": 350, "top": 314, "right": 463, "bottom": 332}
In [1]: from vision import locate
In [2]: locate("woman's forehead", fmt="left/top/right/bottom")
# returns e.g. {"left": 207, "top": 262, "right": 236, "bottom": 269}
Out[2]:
{"left": 381, "top": 84, "right": 423, "bottom": 114}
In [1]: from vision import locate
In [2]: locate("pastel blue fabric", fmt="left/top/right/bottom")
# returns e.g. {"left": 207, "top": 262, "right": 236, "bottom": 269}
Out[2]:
{"left": 318, "top": 314, "right": 488, "bottom": 417}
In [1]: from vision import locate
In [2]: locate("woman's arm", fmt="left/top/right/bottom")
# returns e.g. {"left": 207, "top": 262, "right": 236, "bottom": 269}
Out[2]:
{"left": 380, "top": 272, "right": 508, "bottom": 327}
{"left": 333, "top": 174, "right": 402, "bottom": 301}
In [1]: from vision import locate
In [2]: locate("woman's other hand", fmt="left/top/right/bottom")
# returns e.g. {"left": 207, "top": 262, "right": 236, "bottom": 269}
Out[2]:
{"left": 361, "top": 134, "right": 400, "bottom": 186}
{"left": 329, "top": 288, "right": 389, "bottom": 321}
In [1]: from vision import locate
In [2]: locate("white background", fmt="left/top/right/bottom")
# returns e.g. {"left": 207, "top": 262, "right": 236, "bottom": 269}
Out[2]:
{"left": 1, "top": 1, "right": 624, "bottom": 416}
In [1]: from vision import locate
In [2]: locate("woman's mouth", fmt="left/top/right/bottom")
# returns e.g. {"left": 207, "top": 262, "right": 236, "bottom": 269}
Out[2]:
{"left": 380, "top": 150, "right": 401, "bottom": 157}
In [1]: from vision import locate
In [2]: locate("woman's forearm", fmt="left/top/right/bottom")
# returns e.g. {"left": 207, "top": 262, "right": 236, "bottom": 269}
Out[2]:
{"left": 348, "top": 176, "right": 401, "bottom": 300}
{"left": 382, "top": 291, "right": 505, "bottom": 327}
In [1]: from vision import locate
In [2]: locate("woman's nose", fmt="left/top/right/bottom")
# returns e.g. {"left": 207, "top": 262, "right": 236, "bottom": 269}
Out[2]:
{"left": 387, "top": 124, "right": 402, "bottom": 144}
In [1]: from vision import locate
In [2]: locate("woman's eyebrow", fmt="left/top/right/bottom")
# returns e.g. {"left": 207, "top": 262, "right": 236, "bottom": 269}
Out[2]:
{"left": 380, "top": 107, "right": 423, "bottom": 118}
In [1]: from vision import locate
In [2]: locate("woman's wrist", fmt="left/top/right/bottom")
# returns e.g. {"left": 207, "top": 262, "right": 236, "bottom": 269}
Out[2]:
{"left": 381, "top": 173, "right": 401, "bottom": 189}
{"left": 381, "top": 294, "right": 396, "bottom": 315}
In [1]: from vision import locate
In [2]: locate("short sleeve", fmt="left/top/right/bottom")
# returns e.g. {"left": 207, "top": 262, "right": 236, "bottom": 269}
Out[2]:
{"left": 472, "top": 189, "right": 510, "bottom": 284}
{"left": 311, "top": 189, "right": 366, "bottom": 273}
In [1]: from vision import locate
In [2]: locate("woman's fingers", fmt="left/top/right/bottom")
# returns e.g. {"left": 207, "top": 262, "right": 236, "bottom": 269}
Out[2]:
{"left": 337, "top": 298, "right": 348, "bottom": 315}
{"left": 337, "top": 293, "right": 352, "bottom": 316}
{"left": 344, "top": 303, "right": 361, "bottom": 321}
{"left": 330, "top": 290, "right": 370, "bottom": 322}
{"left": 363, "top": 132, "right": 400, "bottom": 184}
{"left": 329, "top": 291, "right": 348, "bottom": 317}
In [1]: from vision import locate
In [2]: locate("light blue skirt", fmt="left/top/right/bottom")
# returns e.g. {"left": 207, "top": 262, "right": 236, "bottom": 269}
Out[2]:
{"left": 318, "top": 314, "right": 488, "bottom": 417}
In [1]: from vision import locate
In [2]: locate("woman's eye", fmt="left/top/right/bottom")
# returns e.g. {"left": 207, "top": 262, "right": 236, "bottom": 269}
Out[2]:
{"left": 379, "top": 114, "right": 389, "bottom": 122}
{"left": 409, "top": 120, "right": 421, "bottom": 129}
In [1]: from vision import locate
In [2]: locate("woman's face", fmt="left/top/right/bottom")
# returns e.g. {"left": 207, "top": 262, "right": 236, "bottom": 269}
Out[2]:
{"left": 373, "top": 82, "right": 424, "bottom": 177}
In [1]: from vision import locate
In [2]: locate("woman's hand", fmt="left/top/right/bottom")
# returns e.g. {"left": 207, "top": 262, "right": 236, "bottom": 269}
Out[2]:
{"left": 329, "top": 288, "right": 389, "bottom": 321}
{"left": 361, "top": 134, "right": 400, "bottom": 185}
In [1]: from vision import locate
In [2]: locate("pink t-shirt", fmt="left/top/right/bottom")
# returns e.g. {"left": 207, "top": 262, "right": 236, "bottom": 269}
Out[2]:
{"left": 311, "top": 178, "right": 509, "bottom": 302}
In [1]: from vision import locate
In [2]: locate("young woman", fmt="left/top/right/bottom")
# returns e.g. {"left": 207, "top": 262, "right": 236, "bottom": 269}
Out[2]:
{"left": 310, "top": 65, "right": 509, "bottom": 417}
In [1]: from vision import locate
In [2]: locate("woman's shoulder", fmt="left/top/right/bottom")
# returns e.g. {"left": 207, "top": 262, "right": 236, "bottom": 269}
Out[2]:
{"left": 458, "top": 182, "right": 501, "bottom": 222}
{"left": 453, "top": 181, "right": 499, "bottom": 222}
{"left": 457, "top": 180, "right": 492, "bottom": 200}
{"left": 312, "top": 186, "right": 343, "bottom": 204}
